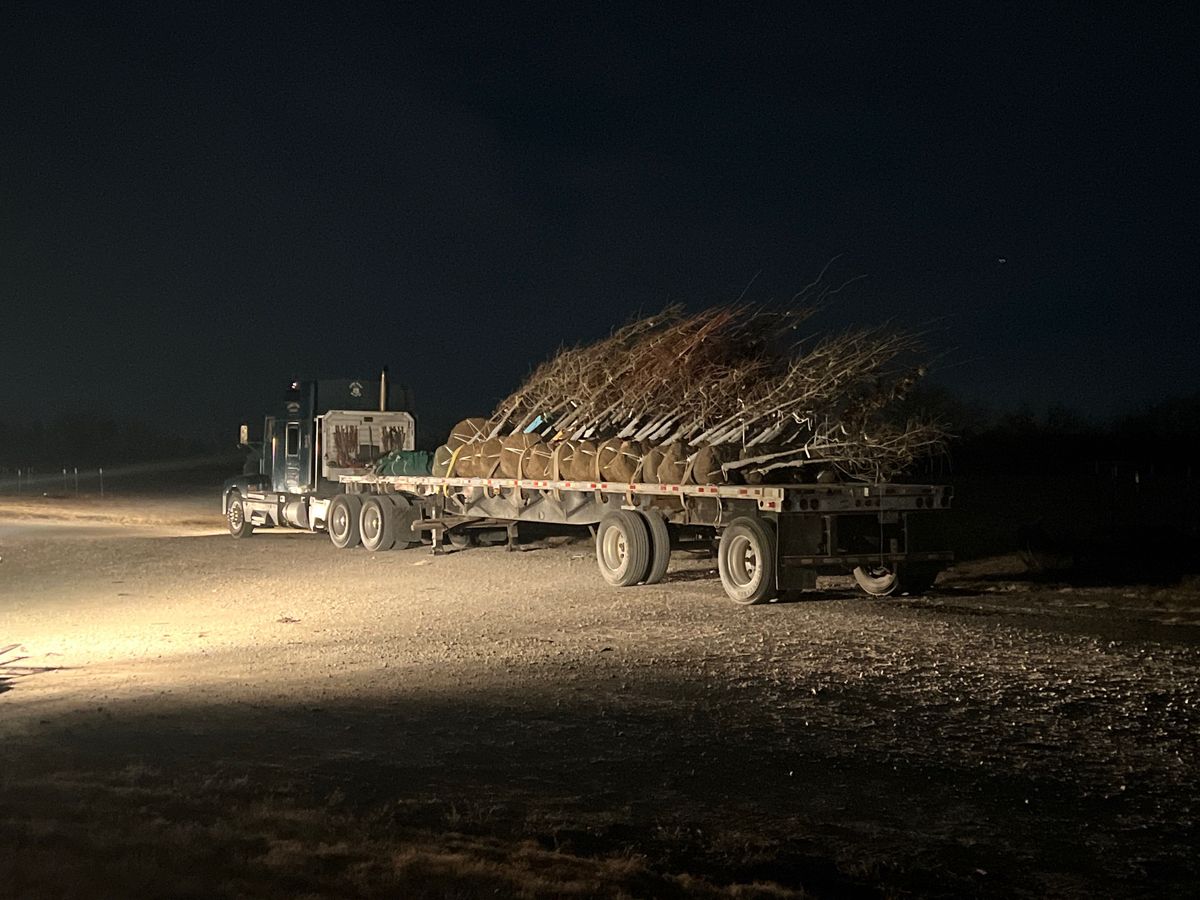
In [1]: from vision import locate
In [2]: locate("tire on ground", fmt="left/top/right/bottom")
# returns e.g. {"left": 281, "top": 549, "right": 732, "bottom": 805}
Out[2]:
{"left": 595, "top": 509, "right": 652, "bottom": 587}
{"left": 327, "top": 494, "right": 362, "bottom": 549}
{"left": 359, "top": 495, "right": 397, "bottom": 552}
{"left": 226, "top": 491, "right": 254, "bottom": 539}
{"left": 853, "top": 565, "right": 939, "bottom": 597}
{"left": 387, "top": 494, "right": 421, "bottom": 549}
{"left": 717, "top": 516, "right": 777, "bottom": 605}
{"left": 852, "top": 565, "right": 899, "bottom": 596}
{"left": 639, "top": 509, "right": 672, "bottom": 585}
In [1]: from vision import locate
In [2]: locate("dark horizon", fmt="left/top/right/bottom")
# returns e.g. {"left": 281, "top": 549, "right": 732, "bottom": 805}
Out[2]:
{"left": 3, "top": 3, "right": 1197, "bottom": 442}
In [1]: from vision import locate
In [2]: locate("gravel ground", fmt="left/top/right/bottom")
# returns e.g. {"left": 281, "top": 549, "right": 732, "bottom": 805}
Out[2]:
{"left": 1, "top": 496, "right": 1198, "bottom": 898}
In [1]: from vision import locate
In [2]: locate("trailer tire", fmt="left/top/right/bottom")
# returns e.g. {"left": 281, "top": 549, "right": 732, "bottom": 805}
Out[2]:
{"left": 596, "top": 510, "right": 652, "bottom": 587}
{"left": 328, "top": 494, "right": 362, "bottom": 549}
{"left": 388, "top": 495, "right": 421, "bottom": 550}
{"left": 852, "top": 565, "right": 899, "bottom": 596}
{"left": 226, "top": 491, "right": 254, "bottom": 539}
{"left": 360, "top": 495, "right": 397, "bottom": 552}
{"left": 853, "top": 565, "right": 940, "bottom": 597}
{"left": 640, "top": 510, "right": 671, "bottom": 585}
{"left": 718, "top": 516, "right": 777, "bottom": 605}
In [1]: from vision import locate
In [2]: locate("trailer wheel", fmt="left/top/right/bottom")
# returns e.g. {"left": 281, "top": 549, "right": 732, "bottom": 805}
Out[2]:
{"left": 852, "top": 565, "right": 899, "bottom": 596}
{"left": 640, "top": 510, "right": 671, "bottom": 585}
{"left": 596, "top": 510, "right": 652, "bottom": 587}
{"left": 328, "top": 494, "right": 362, "bottom": 549}
{"left": 447, "top": 529, "right": 473, "bottom": 549}
{"left": 387, "top": 495, "right": 421, "bottom": 550}
{"left": 226, "top": 491, "right": 254, "bottom": 539}
{"left": 360, "top": 495, "right": 397, "bottom": 552}
{"left": 717, "top": 516, "right": 777, "bottom": 605}
{"left": 853, "top": 565, "right": 940, "bottom": 597}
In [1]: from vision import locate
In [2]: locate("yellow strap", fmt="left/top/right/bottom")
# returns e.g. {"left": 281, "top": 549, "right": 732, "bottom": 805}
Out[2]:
{"left": 443, "top": 444, "right": 467, "bottom": 496}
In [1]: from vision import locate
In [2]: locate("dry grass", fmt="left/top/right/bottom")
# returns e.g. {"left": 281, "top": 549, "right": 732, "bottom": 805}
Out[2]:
{"left": 0, "top": 770, "right": 810, "bottom": 899}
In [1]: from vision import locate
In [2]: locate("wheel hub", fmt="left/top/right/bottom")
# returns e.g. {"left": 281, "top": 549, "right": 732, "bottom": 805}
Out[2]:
{"left": 727, "top": 534, "right": 761, "bottom": 589}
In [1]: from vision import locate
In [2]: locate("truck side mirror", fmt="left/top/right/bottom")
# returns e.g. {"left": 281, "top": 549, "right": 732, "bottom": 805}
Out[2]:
{"left": 239, "top": 423, "right": 249, "bottom": 446}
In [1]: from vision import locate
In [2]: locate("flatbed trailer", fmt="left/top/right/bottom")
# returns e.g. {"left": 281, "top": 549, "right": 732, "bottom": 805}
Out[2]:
{"left": 309, "top": 472, "right": 953, "bottom": 604}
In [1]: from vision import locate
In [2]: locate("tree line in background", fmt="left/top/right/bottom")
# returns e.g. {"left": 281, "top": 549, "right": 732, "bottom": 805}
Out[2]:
{"left": 0, "top": 415, "right": 226, "bottom": 473}
{"left": 900, "top": 388, "right": 1200, "bottom": 479}
{"left": 0, "top": 391, "right": 1196, "bottom": 479}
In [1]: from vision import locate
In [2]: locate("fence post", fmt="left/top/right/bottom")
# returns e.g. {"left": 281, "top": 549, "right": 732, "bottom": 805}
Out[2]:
{"left": 74, "top": 466, "right": 79, "bottom": 495}
{"left": 99, "top": 467, "right": 105, "bottom": 498}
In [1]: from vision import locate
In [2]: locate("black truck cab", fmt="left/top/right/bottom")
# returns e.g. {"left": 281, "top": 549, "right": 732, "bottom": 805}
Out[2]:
{"left": 222, "top": 375, "right": 414, "bottom": 534}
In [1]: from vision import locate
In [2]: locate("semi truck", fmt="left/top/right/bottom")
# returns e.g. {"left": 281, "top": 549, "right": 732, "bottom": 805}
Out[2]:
{"left": 223, "top": 375, "right": 954, "bottom": 605}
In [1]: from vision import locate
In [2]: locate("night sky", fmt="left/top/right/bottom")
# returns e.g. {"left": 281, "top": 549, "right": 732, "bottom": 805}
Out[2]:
{"left": 3, "top": 3, "right": 1196, "bottom": 442}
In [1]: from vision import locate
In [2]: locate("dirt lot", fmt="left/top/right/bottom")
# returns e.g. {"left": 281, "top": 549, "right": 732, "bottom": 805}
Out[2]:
{"left": 2, "top": 495, "right": 1198, "bottom": 898}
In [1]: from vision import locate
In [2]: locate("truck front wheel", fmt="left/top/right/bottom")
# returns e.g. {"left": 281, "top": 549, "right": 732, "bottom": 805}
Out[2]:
{"left": 717, "top": 516, "right": 777, "bottom": 605}
{"left": 226, "top": 491, "right": 254, "bottom": 539}
{"left": 328, "top": 495, "right": 363, "bottom": 549}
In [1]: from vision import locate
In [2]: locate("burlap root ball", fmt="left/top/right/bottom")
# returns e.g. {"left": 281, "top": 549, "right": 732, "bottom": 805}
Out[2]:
{"left": 687, "top": 444, "right": 741, "bottom": 485}
{"left": 432, "top": 444, "right": 454, "bottom": 477}
{"left": 655, "top": 442, "right": 692, "bottom": 484}
{"left": 563, "top": 440, "right": 601, "bottom": 480}
{"left": 498, "top": 433, "right": 542, "bottom": 478}
{"left": 602, "top": 439, "right": 643, "bottom": 482}
{"left": 446, "top": 417, "right": 488, "bottom": 451}
{"left": 524, "top": 442, "right": 554, "bottom": 479}
{"left": 641, "top": 446, "right": 665, "bottom": 483}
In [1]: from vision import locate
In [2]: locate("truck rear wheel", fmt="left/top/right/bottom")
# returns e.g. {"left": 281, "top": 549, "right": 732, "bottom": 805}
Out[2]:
{"left": 596, "top": 510, "right": 651, "bottom": 587}
{"left": 640, "top": 510, "right": 671, "bottom": 585}
{"left": 226, "top": 492, "right": 254, "bottom": 539}
{"left": 717, "top": 516, "right": 777, "bottom": 605}
{"left": 387, "top": 495, "right": 421, "bottom": 550}
{"left": 360, "top": 495, "right": 397, "bottom": 552}
{"left": 328, "top": 494, "right": 362, "bottom": 549}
